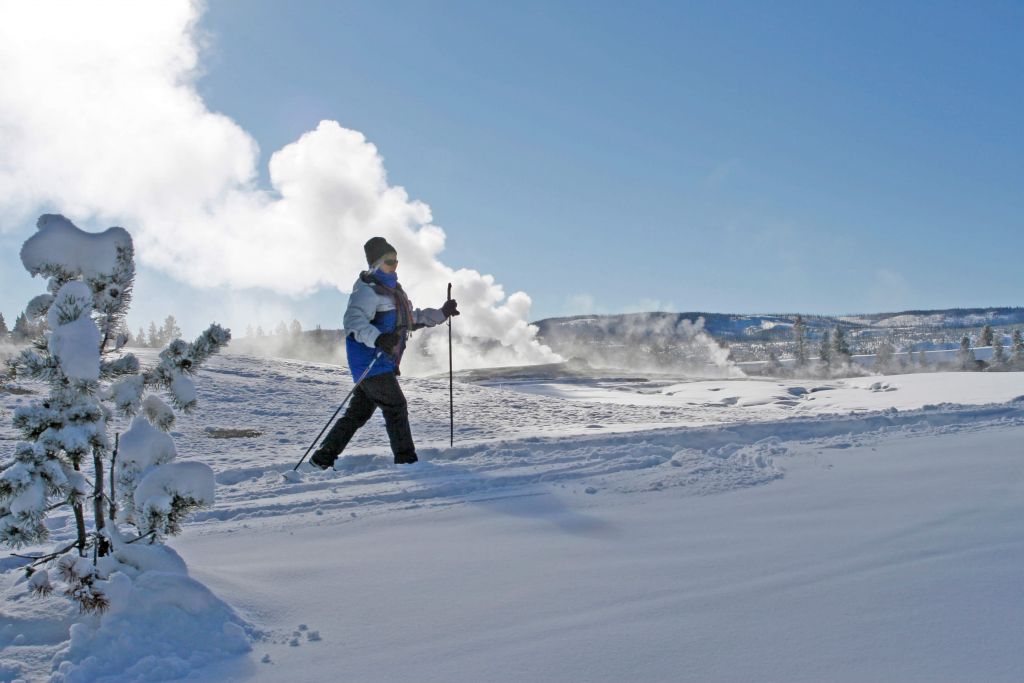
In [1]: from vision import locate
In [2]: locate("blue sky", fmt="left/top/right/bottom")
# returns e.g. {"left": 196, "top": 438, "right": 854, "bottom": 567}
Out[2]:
{"left": 2, "top": 1, "right": 1022, "bottom": 335}
{"left": 196, "top": 0, "right": 1022, "bottom": 315}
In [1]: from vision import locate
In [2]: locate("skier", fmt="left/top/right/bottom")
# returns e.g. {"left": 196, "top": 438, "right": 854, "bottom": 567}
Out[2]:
{"left": 310, "top": 237, "right": 459, "bottom": 469}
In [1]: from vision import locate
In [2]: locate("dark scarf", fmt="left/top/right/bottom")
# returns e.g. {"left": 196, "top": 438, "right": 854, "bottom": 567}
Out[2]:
{"left": 363, "top": 269, "right": 416, "bottom": 332}
{"left": 361, "top": 269, "right": 421, "bottom": 371}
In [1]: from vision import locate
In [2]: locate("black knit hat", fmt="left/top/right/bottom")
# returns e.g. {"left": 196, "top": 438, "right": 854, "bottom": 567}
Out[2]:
{"left": 364, "top": 237, "right": 397, "bottom": 267}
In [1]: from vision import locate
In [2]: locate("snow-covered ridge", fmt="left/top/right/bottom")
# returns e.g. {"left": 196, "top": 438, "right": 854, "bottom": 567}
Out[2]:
{"left": 536, "top": 307, "right": 1024, "bottom": 341}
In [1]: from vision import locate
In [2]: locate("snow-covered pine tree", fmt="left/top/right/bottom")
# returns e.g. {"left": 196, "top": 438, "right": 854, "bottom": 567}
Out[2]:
{"left": 147, "top": 321, "right": 160, "bottom": 348}
{"left": 819, "top": 330, "right": 831, "bottom": 368}
{"left": 957, "top": 335, "right": 975, "bottom": 369}
{"left": 109, "top": 326, "right": 229, "bottom": 539}
{"left": 274, "top": 321, "right": 288, "bottom": 337}
{"left": 828, "top": 326, "right": 851, "bottom": 369}
{"left": 980, "top": 324, "right": 994, "bottom": 347}
{"left": 875, "top": 337, "right": 895, "bottom": 373}
{"left": 3, "top": 285, "right": 101, "bottom": 549}
{"left": 793, "top": 315, "right": 808, "bottom": 368}
{"left": 1012, "top": 329, "right": 1024, "bottom": 364}
{"left": 12, "top": 312, "right": 33, "bottom": 343}
{"left": 245, "top": 325, "right": 254, "bottom": 338}
{"left": 832, "top": 325, "right": 851, "bottom": 357}
{"left": 0, "top": 312, "right": 8, "bottom": 339}
{"left": 256, "top": 325, "right": 265, "bottom": 337}
{"left": 161, "top": 315, "right": 182, "bottom": 345}
{"left": 992, "top": 333, "right": 1006, "bottom": 365}
{"left": 0, "top": 215, "right": 230, "bottom": 613}
{"left": 290, "top": 319, "right": 302, "bottom": 337}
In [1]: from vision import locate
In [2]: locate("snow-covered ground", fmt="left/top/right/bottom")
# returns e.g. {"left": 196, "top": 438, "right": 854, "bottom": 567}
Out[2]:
{"left": 2, "top": 352, "right": 1024, "bottom": 681}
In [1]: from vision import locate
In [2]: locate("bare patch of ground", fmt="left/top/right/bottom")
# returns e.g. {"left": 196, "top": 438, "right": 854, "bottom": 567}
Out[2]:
{"left": 205, "top": 427, "right": 263, "bottom": 439}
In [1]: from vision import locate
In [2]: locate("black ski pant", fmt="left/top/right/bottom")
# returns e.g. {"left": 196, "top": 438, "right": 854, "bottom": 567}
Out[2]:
{"left": 319, "top": 371, "right": 417, "bottom": 464}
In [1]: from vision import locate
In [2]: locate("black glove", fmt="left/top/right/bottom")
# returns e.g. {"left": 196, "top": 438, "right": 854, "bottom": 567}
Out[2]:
{"left": 375, "top": 331, "right": 401, "bottom": 355}
{"left": 441, "top": 299, "right": 460, "bottom": 318}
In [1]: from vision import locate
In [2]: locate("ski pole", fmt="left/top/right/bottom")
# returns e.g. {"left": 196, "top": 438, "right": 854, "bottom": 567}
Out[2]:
{"left": 292, "top": 351, "right": 382, "bottom": 471}
{"left": 447, "top": 282, "right": 454, "bottom": 447}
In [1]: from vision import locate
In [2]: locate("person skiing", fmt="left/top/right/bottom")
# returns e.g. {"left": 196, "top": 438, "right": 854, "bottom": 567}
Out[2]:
{"left": 310, "top": 237, "right": 459, "bottom": 469}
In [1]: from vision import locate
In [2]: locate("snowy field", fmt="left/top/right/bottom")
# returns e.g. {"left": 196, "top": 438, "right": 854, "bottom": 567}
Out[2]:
{"left": 2, "top": 351, "right": 1024, "bottom": 681}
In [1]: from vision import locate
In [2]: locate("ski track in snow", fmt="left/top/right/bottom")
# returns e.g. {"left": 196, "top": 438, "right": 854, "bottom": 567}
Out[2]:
{"left": 4, "top": 351, "right": 1024, "bottom": 682}
{"left": 5, "top": 352, "right": 1021, "bottom": 539}
{"left": 181, "top": 354, "right": 1024, "bottom": 529}
{"left": 197, "top": 399, "right": 1024, "bottom": 530}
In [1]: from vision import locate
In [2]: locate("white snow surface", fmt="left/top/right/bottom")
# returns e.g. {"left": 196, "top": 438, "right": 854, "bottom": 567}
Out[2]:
{"left": 107, "top": 375, "right": 145, "bottom": 415}
{"left": 2, "top": 350, "right": 1024, "bottom": 681}
{"left": 169, "top": 374, "right": 197, "bottom": 409}
{"left": 118, "top": 415, "right": 177, "bottom": 473}
{"left": 47, "top": 316, "right": 102, "bottom": 383}
{"left": 142, "top": 395, "right": 176, "bottom": 431}
{"left": 135, "top": 461, "right": 216, "bottom": 513}
{"left": 45, "top": 282, "right": 102, "bottom": 382}
{"left": 51, "top": 571, "right": 250, "bottom": 683}
{"left": 106, "top": 530, "right": 188, "bottom": 577}
{"left": 20, "top": 214, "right": 131, "bottom": 281}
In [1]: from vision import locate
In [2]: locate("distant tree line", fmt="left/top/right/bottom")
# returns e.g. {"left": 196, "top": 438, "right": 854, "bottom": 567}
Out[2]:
{"left": 128, "top": 315, "right": 183, "bottom": 348}
{"left": 780, "top": 318, "right": 1024, "bottom": 376}
{"left": 0, "top": 310, "right": 45, "bottom": 343}
{"left": 242, "top": 319, "right": 304, "bottom": 338}
{"left": 0, "top": 309, "right": 193, "bottom": 351}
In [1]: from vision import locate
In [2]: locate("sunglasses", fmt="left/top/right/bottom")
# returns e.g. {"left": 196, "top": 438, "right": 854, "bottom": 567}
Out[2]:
{"left": 382, "top": 258, "right": 398, "bottom": 266}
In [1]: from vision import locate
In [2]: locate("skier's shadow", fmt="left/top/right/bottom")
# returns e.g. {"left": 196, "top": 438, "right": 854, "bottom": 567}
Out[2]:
{"left": 405, "top": 458, "right": 619, "bottom": 540}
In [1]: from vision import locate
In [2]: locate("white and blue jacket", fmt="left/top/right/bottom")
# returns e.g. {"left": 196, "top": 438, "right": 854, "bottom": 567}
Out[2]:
{"left": 343, "top": 269, "right": 446, "bottom": 379}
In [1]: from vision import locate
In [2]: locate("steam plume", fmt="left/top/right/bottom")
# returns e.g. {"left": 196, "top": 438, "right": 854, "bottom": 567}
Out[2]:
{"left": 0, "top": 1, "right": 558, "bottom": 373}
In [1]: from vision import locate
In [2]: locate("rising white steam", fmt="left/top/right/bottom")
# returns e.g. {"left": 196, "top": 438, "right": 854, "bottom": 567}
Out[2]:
{"left": 541, "top": 314, "right": 744, "bottom": 378}
{"left": 0, "top": 1, "right": 558, "bottom": 373}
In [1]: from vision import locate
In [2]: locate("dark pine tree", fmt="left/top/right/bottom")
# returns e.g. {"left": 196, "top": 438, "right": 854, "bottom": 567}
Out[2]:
{"left": 832, "top": 326, "right": 851, "bottom": 358}
{"left": 957, "top": 335, "right": 975, "bottom": 369}
{"left": 793, "top": 315, "right": 808, "bottom": 368}
{"left": 12, "top": 312, "right": 33, "bottom": 342}
{"left": 980, "top": 324, "right": 994, "bottom": 347}
{"left": 992, "top": 333, "right": 1006, "bottom": 364}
